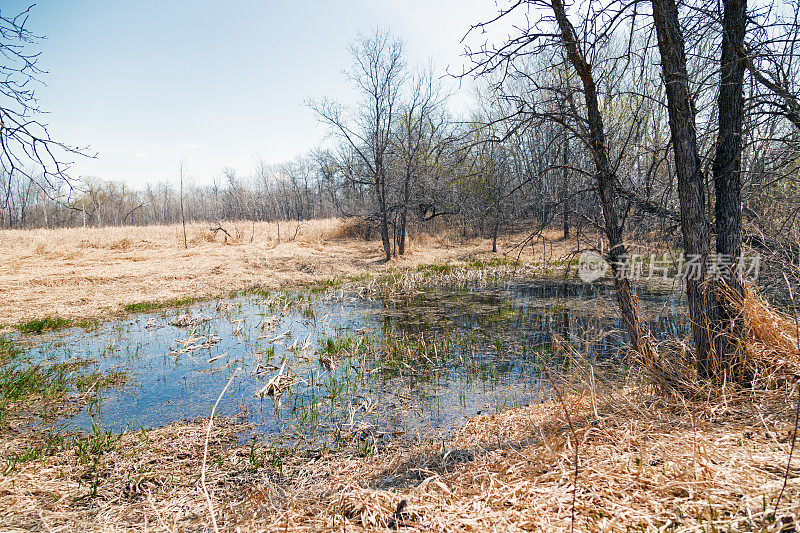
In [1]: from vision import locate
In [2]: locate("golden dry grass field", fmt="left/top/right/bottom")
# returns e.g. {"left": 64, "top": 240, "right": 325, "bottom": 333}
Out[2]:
{"left": 0, "top": 218, "right": 577, "bottom": 329}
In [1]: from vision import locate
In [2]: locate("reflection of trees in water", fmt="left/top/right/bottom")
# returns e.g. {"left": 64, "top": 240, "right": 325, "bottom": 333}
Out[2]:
{"left": 376, "top": 282, "right": 687, "bottom": 363}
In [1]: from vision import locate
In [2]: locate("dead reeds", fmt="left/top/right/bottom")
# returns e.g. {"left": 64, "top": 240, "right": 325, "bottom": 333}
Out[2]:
{"left": 637, "top": 279, "right": 800, "bottom": 399}
{"left": 3, "top": 367, "right": 799, "bottom": 531}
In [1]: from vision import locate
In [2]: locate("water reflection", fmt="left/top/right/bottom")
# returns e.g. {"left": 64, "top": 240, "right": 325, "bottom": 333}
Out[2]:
{"left": 22, "top": 280, "right": 686, "bottom": 444}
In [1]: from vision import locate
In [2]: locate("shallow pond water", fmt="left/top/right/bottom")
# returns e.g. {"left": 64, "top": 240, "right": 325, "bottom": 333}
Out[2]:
{"left": 22, "top": 280, "right": 687, "bottom": 446}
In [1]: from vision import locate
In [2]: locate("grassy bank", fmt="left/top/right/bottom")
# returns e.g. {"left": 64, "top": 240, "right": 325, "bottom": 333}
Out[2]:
{"left": 0, "top": 370, "right": 797, "bottom": 531}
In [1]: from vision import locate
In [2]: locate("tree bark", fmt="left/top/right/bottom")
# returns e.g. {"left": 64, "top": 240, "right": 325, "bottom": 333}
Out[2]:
{"left": 651, "top": 0, "right": 717, "bottom": 378}
{"left": 492, "top": 216, "right": 499, "bottom": 252}
{"left": 562, "top": 136, "right": 570, "bottom": 239}
{"left": 377, "top": 168, "right": 391, "bottom": 261}
{"left": 399, "top": 165, "right": 411, "bottom": 255}
{"left": 398, "top": 210, "right": 407, "bottom": 255}
{"left": 551, "top": 0, "right": 654, "bottom": 359}
{"left": 712, "top": 0, "right": 747, "bottom": 380}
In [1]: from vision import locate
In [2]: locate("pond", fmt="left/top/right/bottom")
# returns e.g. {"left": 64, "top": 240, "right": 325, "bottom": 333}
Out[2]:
{"left": 19, "top": 279, "right": 687, "bottom": 446}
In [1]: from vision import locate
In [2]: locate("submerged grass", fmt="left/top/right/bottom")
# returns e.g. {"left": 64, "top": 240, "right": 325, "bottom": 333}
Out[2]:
{"left": 123, "top": 285, "right": 277, "bottom": 315}
{"left": 72, "top": 370, "right": 128, "bottom": 392}
{"left": 15, "top": 315, "right": 72, "bottom": 334}
{"left": 123, "top": 295, "right": 209, "bottom": 314}
{"left": 0, "top": 361, "right": 73, "bottom": 426}
{"left": 14, "top": 316, "right": 100, "bottom": 334}
{"left": 0, "top": 337, "right": 128, "bottom": 427}
{"left": 0, "top": 336, "right": 20, "bottom": 361}
{"left": 0, "top": 363, "right": 72, "bottom": 404}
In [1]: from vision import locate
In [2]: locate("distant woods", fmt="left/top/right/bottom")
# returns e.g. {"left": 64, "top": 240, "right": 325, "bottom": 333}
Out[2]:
{"left": 0, "top": 161, "right": 348, "bottom": 230}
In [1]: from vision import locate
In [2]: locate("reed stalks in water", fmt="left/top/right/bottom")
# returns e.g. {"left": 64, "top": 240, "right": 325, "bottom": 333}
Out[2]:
{"left": 202, "top": 367, "right": 240, "bottom": 533}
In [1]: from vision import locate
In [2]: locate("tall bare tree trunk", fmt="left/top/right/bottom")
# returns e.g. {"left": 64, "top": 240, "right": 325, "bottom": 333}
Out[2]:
{"left": 712, "top": 0, "right": 747, "bottom": 379}
{"left": 551, "top": 0, "right": 654, "bottom": 358}
{"left": 398, "top": 166, "right": 411, "bottom": 255}
{"left": 179, "top": 161, "right": 188, "bottom": 249}
{"left": 492, "top": 216, "right": 499, "bottom": 253}
{"left": 377, "top": 168, "right": 391, "bottom": 261}
{"left": 651, "top": 0, "right": 717, "bottom": 377}
{"left": 562, "top": 136, "right": 570, "bottom": 239}
{"left": 398, "top": 211, "right": 407, "bottom": 255}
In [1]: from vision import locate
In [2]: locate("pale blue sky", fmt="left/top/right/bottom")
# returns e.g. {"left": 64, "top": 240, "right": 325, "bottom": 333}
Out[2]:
{"left": 6, "top": 1, "right": 509, "bottom": 187}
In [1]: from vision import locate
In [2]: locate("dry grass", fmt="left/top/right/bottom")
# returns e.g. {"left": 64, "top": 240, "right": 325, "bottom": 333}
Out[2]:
{"left": 1, "top": 371, "right": 798, "bottom": 532}
{"left": 6, "top": 220, "right": 797, "bottom": 530}
{"left": 640, "top": 282, "right": 800, "bottom": 395}
{"left": 0, "top": 219, "right": 577, "bottom": 329}
{"left": 741, "top": 284, "right": 800, "bottom": 381}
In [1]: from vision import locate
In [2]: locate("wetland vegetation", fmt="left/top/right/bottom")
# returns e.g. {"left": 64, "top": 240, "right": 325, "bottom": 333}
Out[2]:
{"left": 5, "top": 261, "right": 666, "bottom": 444}
{"left": 2, "top": 261, "right": 798, "bottom": 532}
{"left": 3, "top": 0, "right": 800, "bottom": 528}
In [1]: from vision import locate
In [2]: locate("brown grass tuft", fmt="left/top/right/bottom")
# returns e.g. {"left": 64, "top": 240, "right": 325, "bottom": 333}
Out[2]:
{"left": 318, "top": 217, "right": 372, "bottom": 241}
{"left": 107, "top": 237, "right": 133, "bottom": 250}
{"left": 638, "top": 280, "right": 800, "bottom": 396}
{"left": 740, "top": 283, "right": 800, "bottom": 380}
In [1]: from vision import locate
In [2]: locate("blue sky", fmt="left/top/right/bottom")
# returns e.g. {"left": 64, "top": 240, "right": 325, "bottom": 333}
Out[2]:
{"left": 6, "top": 1, "right": 509, "bottom": 187}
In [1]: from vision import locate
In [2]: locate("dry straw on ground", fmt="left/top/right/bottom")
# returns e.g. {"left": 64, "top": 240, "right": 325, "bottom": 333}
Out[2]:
{"left": 3, "top": 220, "right": 799, "bottom": 530}
{"left": 1, "top": 370, "right": 799, "bottom": 532}
{"left": 0, "top": 219, "right": 576, "bottom": 328}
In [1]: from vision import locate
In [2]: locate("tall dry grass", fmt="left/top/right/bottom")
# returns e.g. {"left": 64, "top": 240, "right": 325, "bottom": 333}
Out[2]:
{"left": 637, "top": 280, "right": 800, "bottom": 397}
{"left": 0, "top": 218, "right": 551, "bottom": 327}
{"left": 0, "top": 218, "right": 363, "bottom": 252}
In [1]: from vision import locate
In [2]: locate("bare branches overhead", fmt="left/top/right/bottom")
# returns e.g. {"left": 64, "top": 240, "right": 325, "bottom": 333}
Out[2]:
{"left": 0, "top": 4, "right": 90, "bottom": 204}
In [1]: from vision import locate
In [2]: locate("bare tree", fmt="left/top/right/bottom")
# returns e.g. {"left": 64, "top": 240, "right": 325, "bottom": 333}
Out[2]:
{"left": 650, "top": 0, "right": 718, "bottom": 377}
{"left": 649, "top": 0, "right": 754, "bottom": 381}
{"left": 392, "top": 65, "right": 445, "bottom": 254}
{"left": 178, "top": 159, "right": 188, "bottom": 249}
{"left": 310, "top": 28, "right": 405, "bottom": 261}
{"left": 0, "top": 5, "right": 87, "bottom": 207}
{"left": 464, "top": 0, "right": 656, "bottom": 359}
{"left": 712, "top": 0, "right": 748, "bottom": 371}
{"left": 549, "top": 0, "right": 655, "bottom": 360}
